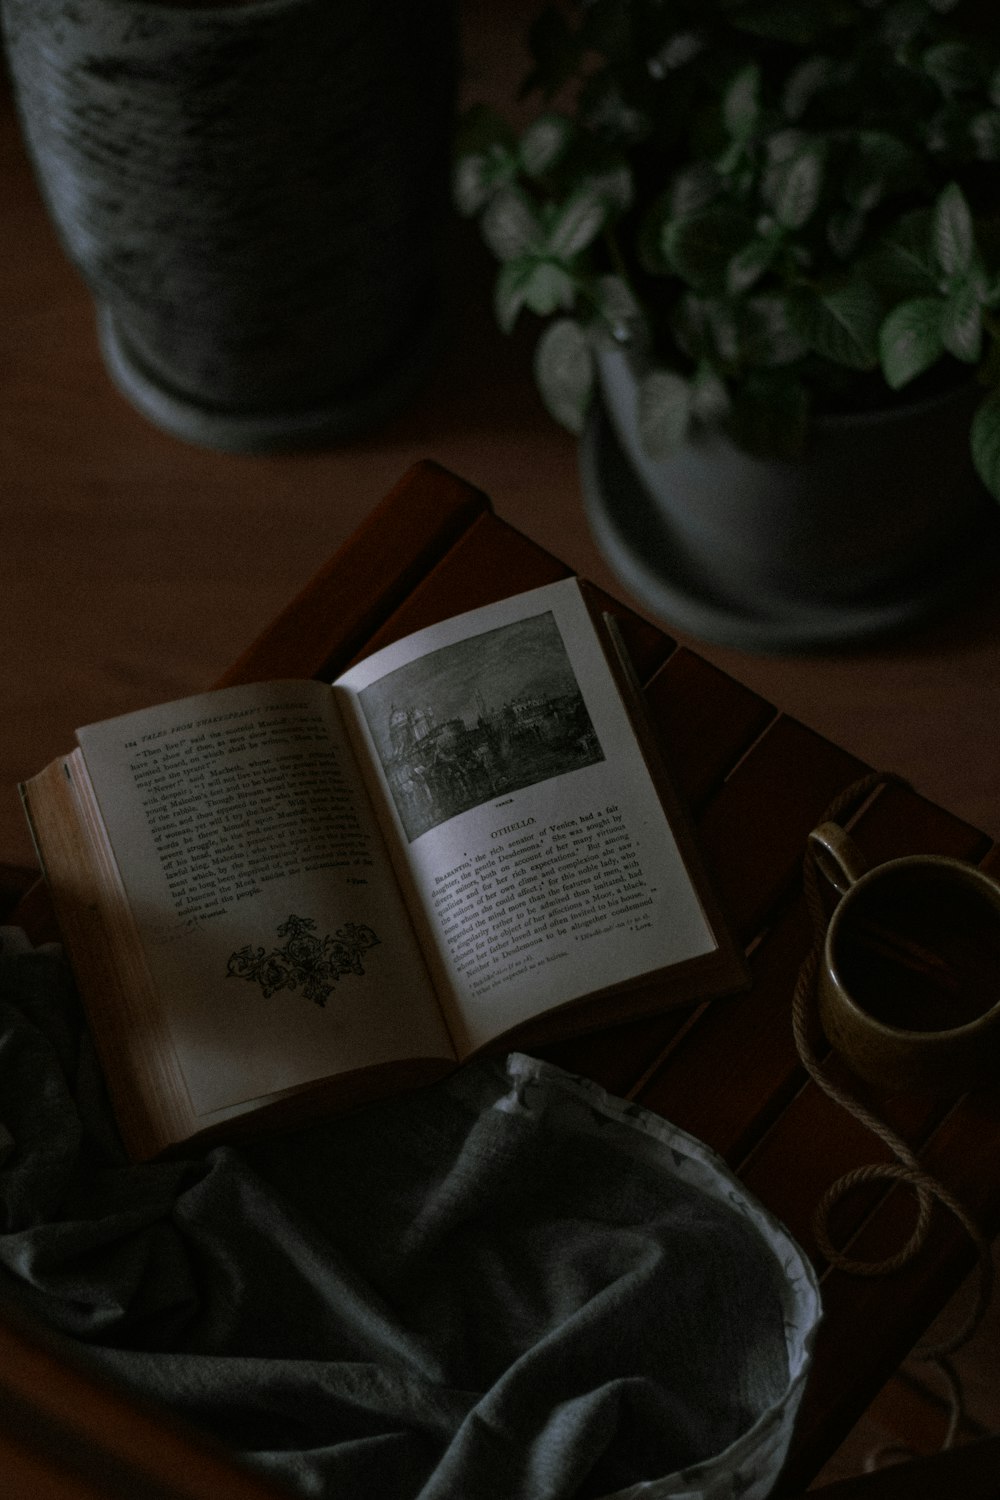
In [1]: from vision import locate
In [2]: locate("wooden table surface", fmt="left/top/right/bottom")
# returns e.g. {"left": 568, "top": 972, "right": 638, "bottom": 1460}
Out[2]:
{"left": 7, "top": 459, "right": 1000, "bottom": 1499}
{"left": 4, "top": 2, "right": 1000, "bottom": 1490}
{"left": 217, "top": 461, "right": 1000, "bottom": 1497}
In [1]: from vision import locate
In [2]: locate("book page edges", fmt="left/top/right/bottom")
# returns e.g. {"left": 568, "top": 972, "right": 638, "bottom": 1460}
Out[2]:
{"left": 20, "top": 754, "right": 195, "bottom": 1160}
{"left": 21, "top": 755, "right": 456, "bottom": 1160}
{"left": 167, "top": 1054, "right": 455, "bottom": 1155}
{"left": 467, "top": 945, "right": 747, "bottom": 1060}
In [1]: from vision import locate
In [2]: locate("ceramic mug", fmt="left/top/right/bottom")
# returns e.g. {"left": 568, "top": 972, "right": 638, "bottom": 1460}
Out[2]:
{"left": 809, "top": 822, "right": 1000, "bottom": 1094}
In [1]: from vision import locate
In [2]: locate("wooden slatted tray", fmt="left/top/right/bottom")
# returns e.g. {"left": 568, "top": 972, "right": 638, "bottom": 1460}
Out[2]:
{"left": 222, "top": 462, "right": 1000, "bottom": 1494}
{"left": 7, "top": 460, "right": 998, "bottom": 1497}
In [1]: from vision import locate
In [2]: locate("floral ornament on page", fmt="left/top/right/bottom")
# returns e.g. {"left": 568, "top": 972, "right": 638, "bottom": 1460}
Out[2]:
{"left": 226, "top": 916, "right": 380, "bottom": 1008}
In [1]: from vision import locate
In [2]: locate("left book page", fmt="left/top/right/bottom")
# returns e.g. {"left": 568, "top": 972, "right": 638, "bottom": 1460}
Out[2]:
{"left": 65, "top": 680, "right": 455, "bottom": 1135}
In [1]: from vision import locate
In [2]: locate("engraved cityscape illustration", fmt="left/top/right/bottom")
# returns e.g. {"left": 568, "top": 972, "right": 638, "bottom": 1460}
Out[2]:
{"left": 357, "top": 611, "right": 605, "bottom": 841}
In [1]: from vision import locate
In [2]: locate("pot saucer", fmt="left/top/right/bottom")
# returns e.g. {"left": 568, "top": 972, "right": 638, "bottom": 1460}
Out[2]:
{"left": 580, "top": 402, "right": 1000, "bottom": 653}
{"left": 97, "top": 305, "right": 442, "bottom": 455}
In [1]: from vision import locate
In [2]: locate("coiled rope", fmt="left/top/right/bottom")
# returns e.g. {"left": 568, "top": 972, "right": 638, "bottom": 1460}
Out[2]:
{"left": 792, "top": 773, "right": 994, "bottom": 1446}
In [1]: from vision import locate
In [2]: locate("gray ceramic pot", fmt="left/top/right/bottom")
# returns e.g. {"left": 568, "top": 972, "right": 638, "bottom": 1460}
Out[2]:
{"left": 1, "top": 0, "right": 455, "bottom": 451}
{"left": 582, "top": 344, "right": 1000, "bottom": 651}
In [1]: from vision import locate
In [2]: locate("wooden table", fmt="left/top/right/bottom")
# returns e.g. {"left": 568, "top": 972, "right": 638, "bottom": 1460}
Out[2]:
{"left": 221, "top": 459, "right": 1000, "bottom": 1492}
{"left": 4, "top": 461, "right": 999, "bottom": 1498}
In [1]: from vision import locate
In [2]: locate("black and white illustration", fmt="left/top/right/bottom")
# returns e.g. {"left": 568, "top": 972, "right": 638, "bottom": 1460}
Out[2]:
{"left": 357, "top": 611, "right": 605, "bottom": 841}
{"left": 226, "top": 915, "right": 380, "bottom": 1008}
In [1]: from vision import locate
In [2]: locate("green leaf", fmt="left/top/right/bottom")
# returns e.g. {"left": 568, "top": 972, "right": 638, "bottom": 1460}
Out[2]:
{"left": 481, "top": 188, "right": 544, "bottom": 262}
{"left": 637, "top": 370, "right": 692, "bottom": 459}
{"left": 580, "top": 163, "right": 633, "bottom": 216}
{"left": 922, "top": 42, "right": 982, "bottom": 97}
{"left": 453, "top": 148, "right": 518, "bottom": 217}
{"left": 453, "top": 110, "right": 521, "bottom": 216}
{"left": 548, "top": 187, "right": 609, "bottom": 259}
{"left": 882, "top": 2, "right": 932, "bottom": 48}
{"left": 494, "top": 260, "right": 534, "bottom": 333}
{"left": 933, "top": 183, "right": 975, "bottom": 277}
{"left": 863, "top": 211, "right": 937, "bottom": 296}
{"left": 518, "top": 114, "right": 574, "bottom": 178}
{"left": 727, "top": 235, "right": 779, "bottom": 295}
{"left": 715, "top": 140, "right": 747, "bottom": 178}
{"left": 593, "top": 273, "right": 643, "bottom": 342}
{"left": 533, "top": 318, "right": 593, "bottom": 434}
{"left": 671, "top": 293, "right": 719, "bottom": 365}
{"left": 669, "top": 164, "right": 720, "bottom": 220}
{"left": 940, "top": 280, "right": 984, "bottom": 363}
{"left": 689, "top": 362, "right": 731, "bottom": 425}
{"left": 453, "top": 156, "right": 490, "bottom": 218}
{"left": 740, "top": 294, "right": 811, "bottom": 368}
{"left": 878, "top": 297, "right": 946, "bottom": 388}
{"left": 523, "top": 261, "right": 577, "bottom": 318}
{"left": 489, "top": 238, "right": 589, "bottom": 334}
{"left": 971, "top": 389, "right": 1000, "bottom": 501}
{"left": 971, "top": 110, "right": 1000, "bottom": 161}
{"left": 827, "top": 208, "right": 866, "bottom": 262}
{"left": 927, "top": 102, "right": 971, "bottom": 157}
{"left": 841, "top": 161, "right": 883, "bottom": 220}
{"left": 696, "top": 298, "right": 741, "bottom": 368}
{"left": 782, "top": 56, "right": 836, "bottom": 120}
{"left": 765, "top": 127, "right": 808, "bottom": 168}
{"left": 792, "top": 282, "right": 883, "bottom": 370}
{"left": 647, "top": 30, "right": 704, "bottom": 79}
{"left": 723, "top": 64, "right": 762, "bottom": 142}
{"left": 581, "top": 82, "right": 649, "bottom": 144}
{"left": 663, "top": 207, "right": 755, "bottom": 292}
{"left": 765, "top": 145, "right": 824, "bottom": 231}
{"left": 846, "top": 132, "right": 921, "bottom": 211}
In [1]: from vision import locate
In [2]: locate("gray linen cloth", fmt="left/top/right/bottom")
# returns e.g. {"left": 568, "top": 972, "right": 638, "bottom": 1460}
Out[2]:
{"left": 0, "top": 929, "right": 820, "bottom": 1499}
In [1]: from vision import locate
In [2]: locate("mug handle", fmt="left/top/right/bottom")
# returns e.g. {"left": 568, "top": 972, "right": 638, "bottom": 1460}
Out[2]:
{"left": 808, "top": 821, "right": 869, "bottom": 898}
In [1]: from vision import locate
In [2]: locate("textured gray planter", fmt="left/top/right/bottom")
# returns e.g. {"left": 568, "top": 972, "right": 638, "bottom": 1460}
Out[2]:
{"left": 1, "top": 0, "right": 455, "bottom": 451}
{"left": 582, "top": 344, "right": 1000, "bottom": 652}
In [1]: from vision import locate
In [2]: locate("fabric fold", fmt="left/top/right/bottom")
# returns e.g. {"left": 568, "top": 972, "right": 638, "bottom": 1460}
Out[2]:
{"left": 0, "top": 929, "right": 820, "bottom": 1499}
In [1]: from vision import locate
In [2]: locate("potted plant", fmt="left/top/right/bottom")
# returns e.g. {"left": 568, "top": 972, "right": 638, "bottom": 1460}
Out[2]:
{"left": 455, "top": 0, "right": 1000, "bottom": 649}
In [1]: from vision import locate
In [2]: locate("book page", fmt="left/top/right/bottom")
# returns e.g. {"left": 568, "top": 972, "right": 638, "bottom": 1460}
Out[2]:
{"left": 76, "top": 680, "right": 453, "bottom": 1116}
{"left": 334, "top": 580, "right": 717, "bottom": 1055}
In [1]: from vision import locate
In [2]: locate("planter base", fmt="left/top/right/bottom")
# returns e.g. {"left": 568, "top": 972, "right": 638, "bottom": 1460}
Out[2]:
{"left": 581, "top": 403, "right": 1000, "bottom": 654}
{"left": 97, "top": 306, "right": 443, "bottom": 455}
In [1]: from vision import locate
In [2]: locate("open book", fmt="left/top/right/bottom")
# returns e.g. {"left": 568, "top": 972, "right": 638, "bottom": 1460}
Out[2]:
{"left": 21, "top": 578, "right": 747, "bottom": 1159}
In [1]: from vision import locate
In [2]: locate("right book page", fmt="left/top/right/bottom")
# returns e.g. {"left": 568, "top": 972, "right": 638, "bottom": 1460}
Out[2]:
{"left": 333, "top": 577, "right": 739, "bottom": 1058}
